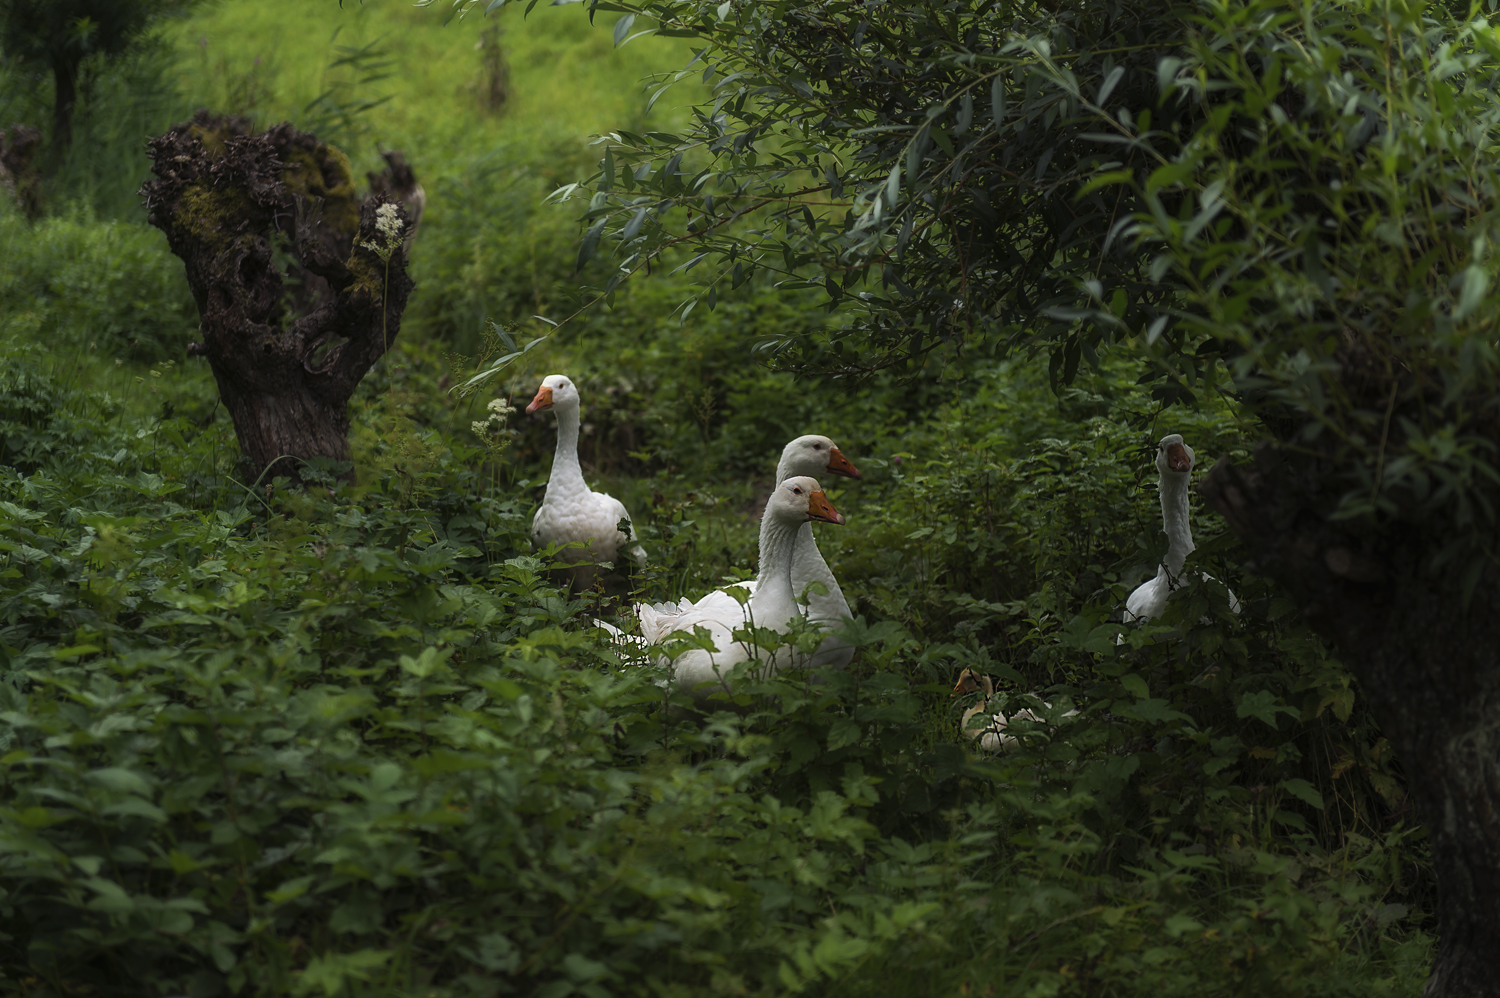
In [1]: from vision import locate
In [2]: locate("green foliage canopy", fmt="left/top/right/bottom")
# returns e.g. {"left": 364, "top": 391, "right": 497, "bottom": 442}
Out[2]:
{"left": 0, "top": 0, "right": 191, "bottom": 150}
{"left": 452, "top": 0, "right": 1500, "bottom": 576}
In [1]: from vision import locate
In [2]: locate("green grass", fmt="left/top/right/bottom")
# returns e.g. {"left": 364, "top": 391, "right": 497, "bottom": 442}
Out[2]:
{"left": 171, "top": 0, "right": 700, "bottom": 150}
{"left": 0, "top": 4, "right": 1439, "bottom": 995}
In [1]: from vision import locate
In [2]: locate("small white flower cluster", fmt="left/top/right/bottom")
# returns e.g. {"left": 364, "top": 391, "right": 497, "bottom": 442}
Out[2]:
{"left": 360, "top": 202, "right": 405, "bottom": 262}
{"left": 472, "top": 397, "right": 516, "bottom": 446}
{"left": 375, "top": 202, "right": 402, "bottom": 243}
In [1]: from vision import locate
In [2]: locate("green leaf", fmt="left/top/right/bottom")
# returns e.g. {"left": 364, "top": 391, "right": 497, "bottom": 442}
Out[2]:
{"left": 1096, "top": 65, "right": 1125, "bottom": 104}
{"left": 85, "top": 768, "right": 154, "bottom": 796}
{"left": 294, "top": 949, "right": 392, "bottom": 996}
{"left": 906, "top": 123, "right": 927, "bottom": 180}
{"left": 831, "top": 616, "right": 901, "bottom": 647}
{"left": 1076, "top": 169, "right": 1133, "bottom": 198}
{"left": 613, "top": 13, "right": 636, "bottom": 46}
{"left": 1455, "top": 264, "right": 1489, "bottom": 320}
{"left": 1236, "top": 690, "right": 1300, "bottom": 730}
{"left": 955, "top": 93, "right": 973, "bottom": 133}
{"left": 577, "top": 217, "right": 607, "bottom": 270}
{"left": 101, "top": 798, "right": 168, "bottom": 823}
{"left": 1279, "top": 778, "right": 1326, "bottom": 810}
{"left": 1156, "top": 55, "right": 1183, "bottom": 95}
{"left": 621, "top": 207, "right": 647, "bottom": 241}
{"left": 990, "top": 74, "right": 1006, "bottom": 126}
{"left": 827, "top": 719, "right": 861, "bottom": 750}
{"left": 399, "top": 646, "right": 450, "bottom": 678}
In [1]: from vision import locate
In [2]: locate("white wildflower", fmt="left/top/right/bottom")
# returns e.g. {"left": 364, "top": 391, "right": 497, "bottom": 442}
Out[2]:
{"left": 471, "top": 420, "right": 490, "bottom": 437}
{"left": 374, "top": 202, "right": 402, "bottom": 243}
{"left": 360, "top": 202, "right": 405, "bottom": 262}
{"left": 486, "top": 398, "right": 514, "bottom": 416}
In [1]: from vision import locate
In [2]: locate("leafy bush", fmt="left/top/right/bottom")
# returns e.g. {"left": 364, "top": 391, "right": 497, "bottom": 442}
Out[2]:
{"left": 0, "top": 203, "right": 197, "bottom": 362}
{"left": 0, "top": 350, "right": 1432, "bottom": 996}
{"left": 0, "top": 0, "right": 1447, "bottom": 992}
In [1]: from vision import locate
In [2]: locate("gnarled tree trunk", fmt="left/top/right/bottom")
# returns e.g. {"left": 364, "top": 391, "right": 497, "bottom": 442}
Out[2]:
{"left": 141, "top": 112, "right": 415, "bottom": 485}
{"left": 0, "top": 125, "right": 43, "bottom": 219}
{"left": 1199, "top": 447, "right": 1500, "bottom": 997}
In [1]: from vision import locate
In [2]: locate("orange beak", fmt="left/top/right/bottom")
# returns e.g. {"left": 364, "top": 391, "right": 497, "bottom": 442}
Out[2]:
{"left": 826, "top": 446, "right": 862, "bottom": 479}
{"left": 526, "top": 385, "right": 554, "bottom": 414}
{"left": 952, "top": 670, "right": 981, "bottom": 696}
{"left": 806, "top": 490, "right": 845, "bottom": 525}
{"left": 1165, "top": 442, "right": 1192, "bottom": 473}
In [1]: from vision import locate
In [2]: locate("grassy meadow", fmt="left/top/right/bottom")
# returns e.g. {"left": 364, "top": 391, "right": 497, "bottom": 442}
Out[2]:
{"left": 0, "top": 1, "right": 1435, "bottom": 995}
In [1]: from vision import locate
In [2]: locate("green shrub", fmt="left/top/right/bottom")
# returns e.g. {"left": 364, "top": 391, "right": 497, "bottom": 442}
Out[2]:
{"left": 0, "top": 0, "right": 1443, "bottom": 990}
{"left": 0, "top": 205, "right": 197, "bottom": 363}
{"left": 0, "top": 356, "right": 1433, "bottom": 996}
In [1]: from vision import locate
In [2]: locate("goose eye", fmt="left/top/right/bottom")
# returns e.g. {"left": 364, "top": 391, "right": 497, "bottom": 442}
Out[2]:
{"left": 813, "top": 443, "right": 822, "bottom": 449}
{"left": 793, "top": 487, "right": 802, "bottom": 494}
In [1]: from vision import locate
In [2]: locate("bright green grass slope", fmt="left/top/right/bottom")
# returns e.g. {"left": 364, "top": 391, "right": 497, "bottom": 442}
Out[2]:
{"left": 170, "top": 0, "right": 700, "bottom": 181}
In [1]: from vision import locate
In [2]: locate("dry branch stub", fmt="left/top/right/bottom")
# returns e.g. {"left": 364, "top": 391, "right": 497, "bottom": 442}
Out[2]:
{"left": 141, "top": 111, "right": 415, "bottom": 485}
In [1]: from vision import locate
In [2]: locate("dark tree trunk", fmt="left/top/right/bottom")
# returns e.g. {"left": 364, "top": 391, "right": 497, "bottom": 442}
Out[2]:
{"left": 140, "top": 112, "right": 415, "bottom": 485}
{"left": 1199, "top": 447, "right": 1500, "bottom": 997}
{"left": 50, "top": 60, "right": 76, "bottom": 154}
{"left": 0, "top": 125, "right": 43, "bottom": 218}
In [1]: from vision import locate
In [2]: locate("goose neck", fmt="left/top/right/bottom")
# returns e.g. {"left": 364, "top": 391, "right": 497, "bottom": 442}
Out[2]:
{"left": 546, "top": 403, "right": 586, "bottom": 495}
{"left": 753, "top": 513, "right": 802, "bottom": 609}
{"left": 1159, "top": 470, "right": 1194, "bottom": 576}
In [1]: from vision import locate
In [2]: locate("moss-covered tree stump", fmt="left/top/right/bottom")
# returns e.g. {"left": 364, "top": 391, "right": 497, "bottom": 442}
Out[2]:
{"left": 141, "top": 111, "right": 415, "bottom": 485}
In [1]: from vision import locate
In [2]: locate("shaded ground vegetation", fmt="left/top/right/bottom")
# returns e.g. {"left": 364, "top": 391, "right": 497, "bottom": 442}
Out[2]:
{"left": 0, "top": 0, "right": 1438, "bottom": 995}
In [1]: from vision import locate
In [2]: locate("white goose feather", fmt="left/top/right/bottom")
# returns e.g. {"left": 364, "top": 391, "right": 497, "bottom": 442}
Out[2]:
{"left": 526, "top": 374, "right": 645, "bottom": 567}
{"left": 624, "top": 477, "right": 846, "bottom": 699}
{"left": 676, "top": 435, "right": 862, "bottom": 668}
{"left": 1124, "top": 433, "right": 1240, "bottom": 625}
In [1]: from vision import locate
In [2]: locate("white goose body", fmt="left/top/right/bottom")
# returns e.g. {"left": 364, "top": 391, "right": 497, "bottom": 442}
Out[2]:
{"left": 635, "top": 477, "right": 846, "bottom": 698}
{"left": 526, "top": 375, "right": 645, "bottom": 566}
{"left": 1124, "top": 433, "right": 1239, "bottom": 625}
{"left": 686, "top": 435, "right": 861, "bottom": 668}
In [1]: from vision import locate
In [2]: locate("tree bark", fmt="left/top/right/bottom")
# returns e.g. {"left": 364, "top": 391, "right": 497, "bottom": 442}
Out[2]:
{"left": 0, "top": 125, "right": 43, "bottom": 218}
{"left": 1199, "top": 447, "right": 1500, "bottom": 997}
{"left": 141, "top": 112, "right": 415, "bottom": 485}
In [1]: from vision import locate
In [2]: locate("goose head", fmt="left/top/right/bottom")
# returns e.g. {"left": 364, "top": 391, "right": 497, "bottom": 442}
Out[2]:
{"left": 952, "top": 668, "right": 995, "bottom": 698}
{"left": 525, "top": 374, "right": 579, "bottom": 414}
{"left": 778, "top": 435, "right": 862, "bottom": 482}
{"left": 1155, "top": 433, "right": 1195, "bottom": 476}
{"left": 770, "top": 475, "right": 846, "bottom": 525}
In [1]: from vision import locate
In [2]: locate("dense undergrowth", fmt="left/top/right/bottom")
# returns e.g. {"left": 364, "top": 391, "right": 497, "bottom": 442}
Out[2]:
{"left": 0, "top": 0, "right": 1434, "bottom": 994}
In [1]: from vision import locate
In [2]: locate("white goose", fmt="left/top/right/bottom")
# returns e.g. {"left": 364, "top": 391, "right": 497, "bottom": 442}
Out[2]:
{"left": 635, "top": 476, "right": 846, "bottom": 699}
{"left": 952, "top": 669, "right": 1077, "bottom": 752}
{"left": 676, "top": 435, "right": 862, "bottom": 668}
{"left": 526, "top": 374, "right": 645, "bottom": 570}
{"left": 1123, "top": 433, "right": 1239, "bottom": 624}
